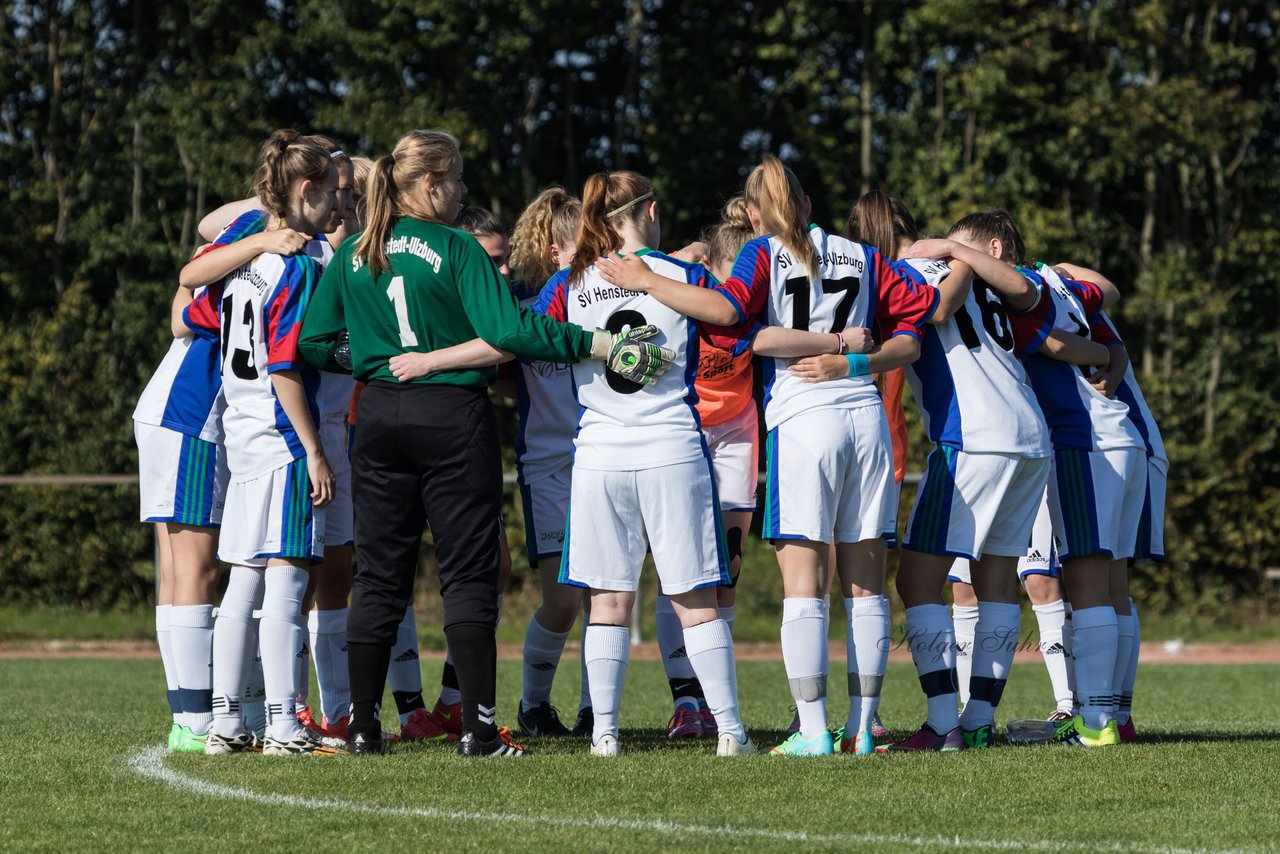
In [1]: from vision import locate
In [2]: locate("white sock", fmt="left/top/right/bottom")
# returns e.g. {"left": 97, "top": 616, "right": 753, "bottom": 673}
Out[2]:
{"left": 388, "top": 607, "right": 424, "bottom": 725}
{"left": 293, "top": 613, "right": 310, "bottom": 709}
{"left": 584, "top": 624, "right": 630, "bottom": 742}
{"left": 904, "top": 604, "right": 959, "bottom": 733}
{"left": 210, "top": 566, "right": 263, "bottom": 737}
{"left": 259, "top": 565, "right": 309, "bottom": 742}
{"left": 952, "top": 604, "right": 979, "bottom": 708}
{"left": 1063, "top": 603, "right": 1077, "bottom": 714}
{"left": 170, "top": 604, "right": 215, "bottom": 734}
{"left": 1120, "top": 599, "right": 1140, "bottom": 725}
{"left": 243, "top": 650, "right": 266, "bottom": 735}
{"left": 655, "top": 595, "right": 694, "bottom": 683}
{"left": 309, "top": 608, "right": 350, "bottom": 724}
{"left": 579, "top": 603, "right": 592, "bottom": 710}
{"left": 719, "top": 604, "right": 736, "bottom": 632}
{"left": 959, "top": 602, "right": 1020, "bottom": 730}
{"left": 1114, "top": 612, "right": 1136, "bottom": 721}
{"left": 1032, "top": 599, "right": 1073, "bottom": 713}
{"left": 844, "top": 595, "right": 889, "bottom": 735}
{"left": 1071, "top": 606, "right": 1118, "bottom": 731}
{"left": 683, "top": 619, "right": 745, "bottom": 741}
{"left": 156, "top": 605, "right": 180, "bottom": 725}
{"left": 522, "top": 615, "right": 570, "bottom": 709}
{"left": 780, "top": 598, "right": 828, "bottom": 740}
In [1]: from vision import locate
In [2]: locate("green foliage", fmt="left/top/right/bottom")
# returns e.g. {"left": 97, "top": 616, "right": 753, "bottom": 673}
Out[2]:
{"left": 1, "top": 0, "right": 1276, "bottom": 613}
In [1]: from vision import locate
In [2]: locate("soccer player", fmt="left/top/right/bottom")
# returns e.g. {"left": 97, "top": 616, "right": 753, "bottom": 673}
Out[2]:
{"left": 1002, "top": 259, "right": 1141, "bottom": 747}
{"left": 297, "top": 130, "right": 675, "bottom": 757}
{"left": 184, "top": 130, "right": 341, "bottom": 756}
{"left": 135, "top": 277, "right": 239, "bottom": 752}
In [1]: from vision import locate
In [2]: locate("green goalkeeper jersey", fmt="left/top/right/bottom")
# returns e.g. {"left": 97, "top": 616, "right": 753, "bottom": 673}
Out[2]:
{"left": 299, "top": 217, "right": 593, "bottom": 386}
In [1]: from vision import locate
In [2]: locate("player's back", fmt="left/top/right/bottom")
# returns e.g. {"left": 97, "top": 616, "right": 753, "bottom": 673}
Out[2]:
{"left": 559, "top": 251, "right": 709, "bottom": 471}
{"left": 1097, "top": 312, "right": 1167, "bottom": 464}
{"left": 133, "top": 328, "right": 225, "bottom": 444}
{"left": 898, "top": 257, "right": 1049, "bottom": 457}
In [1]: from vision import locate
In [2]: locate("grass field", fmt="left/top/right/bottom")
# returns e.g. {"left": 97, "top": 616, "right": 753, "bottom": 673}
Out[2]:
{"left": 2, "top": 657, "right": 1277, "bottom": 852}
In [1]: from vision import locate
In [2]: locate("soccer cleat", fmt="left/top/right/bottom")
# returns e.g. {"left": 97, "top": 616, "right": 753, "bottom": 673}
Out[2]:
{"left": 876, "top": 723, "right": 964, "bottom": 753}
{"left": 1052, "top": 714, "right": 1120, "bottom": 747}
{"left": 963, "top": 724, "right": 996, "bottom": 749}
{"left": 170, "top": 725, "right": 209, "bottom": 753}
{"left": 167, "top": 722, "right": 181, "bottom": 750}
{"left": 870, "top": 712, "right": 888, "bottom": 738}
{"left": 1117, "top": 718, "right": 1137, "bottom": 743}
{"left": 570, "top": 706, "right": 594, "bottom": 737}
{"left": 296, "top": 705, "right": 326, "bottom": 739}
{"left": 262, "top": 734, "right": 346, "bottom": 756}
{"left": 430, "top": 699, "right": 463, "bottom": 736}
{"left": 589, "top": 734, "right": 621, "bottom": 757}
{"left": 348, "top": 731, "right": 388, "bottom": 756}
{"left": 698, "top": 703, "right": 717, "bottom": 738}
{"left": 716, "top": 733, "right": 757, "bottom": 756}
{"left": 518, "top": 701, "right": 570, "bottom": 736}
{"left": 458, "top": 727, "right": 529, "bottom": 757}
{"left": 768, "top": 730, "right": 834, "bottom": 756}
{"left": 204, "top": 729, "right": 255, "bottom": 755}
{"left": 397, "top": 707, "right": 457, "bottom": 743}
{"left": 785, "top": 706, "right": 801, "bottom": 736}
{"left": 839, "top": 728, "right": 876, "bottom": 756}
{"left": 667, "top": 706, "right": 702, "bottom": 739}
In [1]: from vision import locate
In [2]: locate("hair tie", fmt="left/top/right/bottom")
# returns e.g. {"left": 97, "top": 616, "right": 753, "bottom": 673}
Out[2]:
{"left": 607, "top": 191, "right": 654, "bottom": 219}
{"left": 331, "top": 149, "right": 346, "bottom": 158}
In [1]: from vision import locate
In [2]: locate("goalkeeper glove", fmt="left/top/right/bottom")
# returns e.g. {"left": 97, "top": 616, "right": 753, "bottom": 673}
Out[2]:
{"left": 589, "top": 325, "right": 675, "bottom": 386}
{"left": 333, "top": 331, "right": 353, "bottom": 372}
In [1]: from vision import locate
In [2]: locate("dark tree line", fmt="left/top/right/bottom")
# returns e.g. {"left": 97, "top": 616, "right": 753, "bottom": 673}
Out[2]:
{"left": 2, "top": 0, "right": 1277, "bottom": 617}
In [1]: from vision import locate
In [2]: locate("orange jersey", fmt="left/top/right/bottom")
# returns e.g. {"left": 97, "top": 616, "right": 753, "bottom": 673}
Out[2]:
{"left": 695, "top": 343, "right": 754, "bottom": 427}
{"left": 876, "top": 368, "right": 908, "bottom": 484}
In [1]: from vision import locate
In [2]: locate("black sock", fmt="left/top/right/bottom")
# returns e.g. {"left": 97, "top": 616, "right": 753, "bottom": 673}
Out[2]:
{"left": 393, "top": 691, "right": 425, "bottom": 716}
{"left": 445, "top": 623, "right": 498, "bottom": 741}
{"left": 669, "top": 677, "right": 704, "bottom": 703}
{"left": 348, "top": 641, "right": 391, "bottom": 735}
{"left": 440, "top": 660, "right": 460, "bottom": 691}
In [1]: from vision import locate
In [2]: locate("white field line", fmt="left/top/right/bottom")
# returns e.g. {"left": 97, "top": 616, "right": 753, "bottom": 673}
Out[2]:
{"left": 128, "top": 747, "right": 1235, "bottom": 854}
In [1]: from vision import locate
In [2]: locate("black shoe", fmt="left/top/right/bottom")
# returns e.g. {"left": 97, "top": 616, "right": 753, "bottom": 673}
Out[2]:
{"left": 348, "top": 731, "right": 388, "bottom": 756}
{"left": 457, "top": 727, "right": 530, "bottom": 757}
{"left": 570, "top": 706, "right": 594, "bottom": 737}
{"left": 517, "top": 701, "right": 569, "bottom": 736}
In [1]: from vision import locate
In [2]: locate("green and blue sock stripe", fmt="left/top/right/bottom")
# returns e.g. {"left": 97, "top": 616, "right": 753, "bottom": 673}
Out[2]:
{"left": 172, "top": 434, "right": 216, "bottom": 527}
{"left": 1053, "top": 449, "right": 1101, "bottom": 558}
{"left": 903, "top": 445, "right": 959, "bottom": 555}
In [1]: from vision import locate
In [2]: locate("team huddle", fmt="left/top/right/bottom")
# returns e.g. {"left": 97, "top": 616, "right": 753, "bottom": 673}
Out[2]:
{"left": 134, "top": 125, "right": 1165, "bottom": 758}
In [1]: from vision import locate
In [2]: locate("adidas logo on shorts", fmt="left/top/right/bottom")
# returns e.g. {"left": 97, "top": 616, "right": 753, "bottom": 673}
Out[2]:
{"left": 1027, "top": 549, "right": 1046, "bottom": 562}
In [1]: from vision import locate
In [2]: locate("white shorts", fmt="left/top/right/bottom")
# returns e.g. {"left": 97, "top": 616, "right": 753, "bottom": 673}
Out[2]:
{"left": 520, "top": 461, "right": 571, "bottom": 567}
{"left": 135, "top": 422, "right": 228, "bottom": 527}
{"left": 321, "top": 432, "right": 354, "bottom": 548}
{"left": 1048, "top": 447, "right": 1146, "bottom": 561}
{"left": 903, "top": 448, "right": 1050, "bottom": 560}
{"left": 218, "top": 459, "right": 326, "bottom": 567}
{"left": 702, "top": 404, "right": 759, "bottom": 513}
{"left": 1135, "top": 457, "right": 1167, "bottom": 563}
{"left": 560, "top": 459, "right": 729, "bottom": 595}
{"left": 762, "top": 405, "right": 896, "bottom": 544}
{"left": 1017, "top": 485, "right": 1059, "bottom": 579}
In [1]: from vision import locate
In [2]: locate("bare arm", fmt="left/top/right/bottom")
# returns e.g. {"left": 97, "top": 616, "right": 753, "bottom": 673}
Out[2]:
{"left": 788, "top": 334, "right": 922, "bottom": 383}
{"left": 595, "top": 254, "right": 739, "bottom": 325}
{"left": 907, "top": 240, "right": 1037, "bottom": 311}
{"left": 198, "top": 198, "right": 263, "bottom": 243}
{"left": 1053, "top": 262, "right": 1121, "bottom": 309}
{"left": 751, "top": 326, "right": 875, "bottom": 358}
{"left": 929, "top": 259, "right": 974, "bottom": 322}
{"left": 387, "top": 338, "right": 513, "bottom": 383}
{"left": 170, "top": 287, "right": 195, "bottom": 339}
{"left": 269, "top": 370, "right": 335, "bottom": 507}
{"left": 179, "top": 229, "right": 309, "bottom": 289}
{"left": 1043, "top": 330, "right": 1111, "bottom": 366}
{"left": 1087, "top": 342, "right": 1129, "bottom": 398}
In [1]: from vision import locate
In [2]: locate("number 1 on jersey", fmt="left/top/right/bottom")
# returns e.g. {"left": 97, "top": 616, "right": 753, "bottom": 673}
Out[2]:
{"left": 387, "top": 275, "right": 419, "bottom": 347}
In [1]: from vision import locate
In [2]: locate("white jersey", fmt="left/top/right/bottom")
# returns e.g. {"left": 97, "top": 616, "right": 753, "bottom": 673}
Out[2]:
{"left": 714, "top": 226, "right": 937, "bottom": 431}
{"left": 512, "top": 278, "right": 577, "bottom": 483}
{"left": 536, "top": 251, "right": 720, "bottom": 472}
{"left": 132, "top": 326, "right": 225, "bottom": 443}
{"left": 897, "top": 258, "right": 1049, "bottom": 457}
{"left": 184, "top": 242, "right": 326, "bottom": 480}
{"left": 1017, "top": 266, "right": 1144, "bottom": 452}
{"left": 1098, "top": 313, "right": 1167, "bottom": 464}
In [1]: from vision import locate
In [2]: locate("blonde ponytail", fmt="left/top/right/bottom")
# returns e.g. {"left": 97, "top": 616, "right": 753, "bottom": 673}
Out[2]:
{"left": 744, "top": 155, "right": 818, "bottom": 281}
{"left": 510, "top": 186, "right": 582, "bottom": 285}
{"left": 705, "top": 195, "right": 755, "bottom": 272}
{"left": 569, "top": 171, "right": 653, "bottom": 287}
